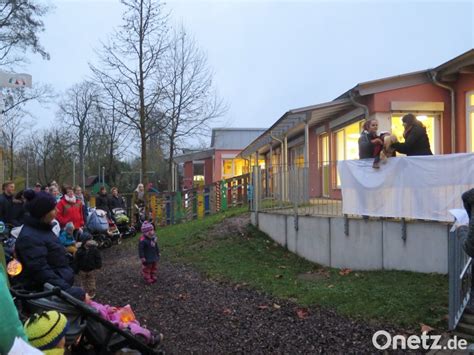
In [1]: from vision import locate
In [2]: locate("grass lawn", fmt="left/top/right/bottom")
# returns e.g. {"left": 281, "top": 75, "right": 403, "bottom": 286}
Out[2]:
{"left": 156, "top": 208, "right": 448, "bottom": 330}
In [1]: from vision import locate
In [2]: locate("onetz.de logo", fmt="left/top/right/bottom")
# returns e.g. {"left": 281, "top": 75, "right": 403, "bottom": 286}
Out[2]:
{"left": 372, "top": 330, "right": 468, "bottom": 351}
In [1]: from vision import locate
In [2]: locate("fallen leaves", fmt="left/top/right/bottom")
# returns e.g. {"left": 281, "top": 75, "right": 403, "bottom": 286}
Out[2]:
{"left": 420, "top": 323, "right": 434, "bottom": 334}
{"left": 339, "top": 268, "right": 352, "bottom": 276}
{"left": 274, "top": 274, "right": 283, "bottom": 279}
{"left": 273, "top": 303, "right": 281, "bottom": 310}
{"left": 223, "top": 308, "right": 233, "bottom": 315}
{"left": 296, "top": 308, "right": 310, "bottom": 319}
{"left": 257, "top": 305, "right": 269, "bottom": 310}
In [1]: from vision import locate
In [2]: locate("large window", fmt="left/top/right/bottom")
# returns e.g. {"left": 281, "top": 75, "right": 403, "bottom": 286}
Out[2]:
{"left": 391, "top": 114, "right": 438, "bottom": 154}
{"left": 335, "top": 121, "right": 363, "bottom": 161}
{"left": 222, "top": 158, "right": 256, "bottom": 179}
{"left": 467, "top": 92, "right": 474, "bottom": 152}
{"left": 193, "top": 162, "right": 204, "bottom": 182}
{"left": 289, "top": 144, "right": 304, "bottom": 167}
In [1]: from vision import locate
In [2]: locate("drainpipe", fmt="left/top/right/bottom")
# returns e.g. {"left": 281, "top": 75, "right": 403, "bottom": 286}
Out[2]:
{"left": 283, "top": 135, "right": 288, "bottom": 201}
{"left": 429, "top": 70, "right": 456, "bottom": 153}
{"left": 304, "top": 120, "right": 309, "bottom": 167}
{"left": 349, "top": 89, "right": 369, "bottom": 121}
{"left": 270, "top": 132, "right": 285, "bottom": 201}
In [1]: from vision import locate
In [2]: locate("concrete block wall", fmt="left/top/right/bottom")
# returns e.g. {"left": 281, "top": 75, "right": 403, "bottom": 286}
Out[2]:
{"left": 251, "top": 211, "right": 449, "bottom": 274}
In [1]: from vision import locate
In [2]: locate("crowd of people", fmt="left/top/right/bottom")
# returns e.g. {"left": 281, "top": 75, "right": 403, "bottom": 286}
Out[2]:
{"left": 0, "top": 181, "right": 160, "bottom": 354}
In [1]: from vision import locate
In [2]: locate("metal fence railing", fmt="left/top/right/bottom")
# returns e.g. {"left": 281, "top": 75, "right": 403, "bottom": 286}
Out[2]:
{"left": 254, "top": 162, "right": 345, "bottom": 217}
{"left": 449, "top": 226, "right": 472, "bottom": 330}
{"left": 88, "top": 174, "right": 250, "bottom": 227}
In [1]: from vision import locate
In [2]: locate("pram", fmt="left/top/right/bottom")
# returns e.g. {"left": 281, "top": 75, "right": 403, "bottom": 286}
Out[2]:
{"left": 86, "top": 209, "right": 121, "bottom": 249}
{"left": 11, "top": 283, "right": 162, "bottom": 354}
{"left": 112, "top": 208, "right": 136, "bottom": 239}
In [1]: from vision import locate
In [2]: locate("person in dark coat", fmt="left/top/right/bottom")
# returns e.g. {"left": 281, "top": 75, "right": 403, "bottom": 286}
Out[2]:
{"left": 0, "top": 181, "right": 16, "bottom": 226}
{"left": 391, "top": 113, "right": 433, "bottom": 156}
{"left": 108, "top": 187, "right": 126, "bottom": 211}
{"left": 95, "top": 186, "right": 110, "bottom": 216}
{"left": 73, "top": 232, "right": 102, "bottom": 298}
{"left": 10, "top": 190, "right": 25, "bottom": 227}
{"left": 15, "top": 190, "right": 85, "bottom": 300}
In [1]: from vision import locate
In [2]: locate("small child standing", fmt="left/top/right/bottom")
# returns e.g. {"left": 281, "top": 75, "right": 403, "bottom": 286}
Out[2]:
{"left": 23, "top": 311, "right": 68, "bottom": 355}
{"left": 138, "top": 221, "right": 160, "bottom": 284}
{"left": 59, "top": 222, "right": 77, "bottom": 255}
{"left": 73, "top": 232, "right": 102, "bottom": 298}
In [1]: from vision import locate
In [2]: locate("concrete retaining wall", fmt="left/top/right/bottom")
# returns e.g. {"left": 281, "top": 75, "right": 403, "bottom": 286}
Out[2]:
{"left": 251, "top": 211, "right": 449, "bottom": 274}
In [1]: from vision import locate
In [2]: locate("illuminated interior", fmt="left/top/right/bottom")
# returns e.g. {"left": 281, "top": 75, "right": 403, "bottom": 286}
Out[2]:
{"left": 468, "top": 93, "right": 474, "bottom": 152}
{"left": 193, "top": 162, "right": 204, "bottom": 182}
{"left": 391, "top": 115, "right": 437, "bottom": 155}
{"left": 335, "top": 121, "right": 363, "bottom": 186}
{"left": 222, "top": 158, "right": 259, "bottom": 179}
{"left": 320, "top": 134, "right": 330, "bottom": 197}
{"left": 289, "top": 145, "right": 305, "bottom": 167}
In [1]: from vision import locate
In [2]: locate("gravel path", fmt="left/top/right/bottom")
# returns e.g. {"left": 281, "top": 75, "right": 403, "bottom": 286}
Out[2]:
{"left": 94, "top": 217, "right": 404, "bottom": 354}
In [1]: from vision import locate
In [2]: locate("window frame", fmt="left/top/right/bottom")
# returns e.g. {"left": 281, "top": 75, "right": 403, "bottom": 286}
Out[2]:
{"left": 466, "top": 91, "right": 474, "bottom": 153}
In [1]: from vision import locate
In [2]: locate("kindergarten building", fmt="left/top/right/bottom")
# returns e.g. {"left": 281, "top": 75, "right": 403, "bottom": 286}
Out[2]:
{"left": 174, "top": 128, "right": 266, "bottom": 190}
{"left": 240, "top": 49, "right": 474, "bottom": 200}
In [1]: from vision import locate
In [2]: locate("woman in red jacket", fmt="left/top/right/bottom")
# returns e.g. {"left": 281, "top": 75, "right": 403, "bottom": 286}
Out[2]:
{"left": 56, "top": 185, "right": 85, "bottom": 233}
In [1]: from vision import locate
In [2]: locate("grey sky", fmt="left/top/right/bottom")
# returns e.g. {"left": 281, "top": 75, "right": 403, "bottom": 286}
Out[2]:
{"left": 26, "top": 0, "right": 474, "bottom": 142}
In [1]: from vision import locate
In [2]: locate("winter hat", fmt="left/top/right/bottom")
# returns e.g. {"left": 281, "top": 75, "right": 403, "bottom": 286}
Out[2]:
{"left": 24, "top": 311, "right": 68, "bottom": 351}
{"left": 24, "top": 189, "right": 57, "bottom": 219}
{"left": 141, "top": 221, "right": 154, "bottom": 234}
{"left": 65, "top": 222, "right": 74, "bottom": 232}
{"left": 80, "top": 231, "right": 92, "bottom": 243}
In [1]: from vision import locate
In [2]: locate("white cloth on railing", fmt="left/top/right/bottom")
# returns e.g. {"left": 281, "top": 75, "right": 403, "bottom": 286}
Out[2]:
{"left": 338, "top": 153, "right": 474, "bottom": 222}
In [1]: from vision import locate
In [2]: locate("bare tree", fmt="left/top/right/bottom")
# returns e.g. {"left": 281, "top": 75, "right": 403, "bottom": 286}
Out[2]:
{"left": 57, "top": 81, "right": 100, "bottom": 189}
{"left": 0, "top": 0, "right": 50, "bottom": 66}
{"left": 161, "top": 27, "right": 226, "bottom": 189}
{"left": 1, "top": 84, "right": 53, "bottom": 180}
{"left": 90, "top": 0, "right": 169, "bottom": 192}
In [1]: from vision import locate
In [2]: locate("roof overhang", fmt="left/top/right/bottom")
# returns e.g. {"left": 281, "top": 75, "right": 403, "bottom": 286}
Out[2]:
{"left": 173, "top": 148, "right": 215, "bottom": 164}
{"left": 239, "top": 98, "right": 355, "bottom": 158}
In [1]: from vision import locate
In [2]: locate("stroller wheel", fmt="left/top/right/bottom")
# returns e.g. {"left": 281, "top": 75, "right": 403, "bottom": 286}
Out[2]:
{"left": 103, "top": 239, "right": 113, "bottom": 248}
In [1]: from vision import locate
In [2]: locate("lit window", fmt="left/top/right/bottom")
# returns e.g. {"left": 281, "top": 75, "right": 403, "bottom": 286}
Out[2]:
{"left": 193, "top": 162, "right": 204, "bottom": 182}
{"left": 391, "top": 115, "right": 437, "bottom": 154}
{"left": 222, "top": 159, "right": 233, "bottom": 178}
{"left": 467, "top": 92, "right": 474, "bottom": 153}
{"left": 335, "top": 121, "right": 363, "bottom": 186}
{"left": 289, "top": 145, "right": 304, "bottom": 167}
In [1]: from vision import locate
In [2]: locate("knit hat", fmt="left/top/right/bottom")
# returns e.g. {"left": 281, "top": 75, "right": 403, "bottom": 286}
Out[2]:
{"left": 24, "top": 189, "right": 57, "bottom": 219}
{"left": 24, "top": 311, "right": 68, "bottom": 351}
{"left": 65, "top": 222, "right": 74, "bottom": 231}
{"left": 141, "top": 221, "right": 154, "bottom": 234}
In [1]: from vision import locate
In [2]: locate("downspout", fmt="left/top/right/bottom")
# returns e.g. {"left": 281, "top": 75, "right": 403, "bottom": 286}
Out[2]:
{"left": 270, "top": 132, "right": 285, "bottom": 200}
{"left": 349, "top": 89, "right": 369, "bottom": 120}
{"left": 429, "top": 70, "right": 456, "bottom": 153}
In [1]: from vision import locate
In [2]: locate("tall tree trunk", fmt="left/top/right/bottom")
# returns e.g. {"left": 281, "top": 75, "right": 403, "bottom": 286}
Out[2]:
{"left": 9, "top": 141, "right": 13, "bottom": 181}
{"left": 168, "top": 139, "right": 174, "bottom": 191}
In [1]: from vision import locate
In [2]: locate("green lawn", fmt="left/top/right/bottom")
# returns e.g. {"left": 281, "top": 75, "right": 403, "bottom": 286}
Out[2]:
{"left": 156, "top": 208, "right": 448, "bottom": 330}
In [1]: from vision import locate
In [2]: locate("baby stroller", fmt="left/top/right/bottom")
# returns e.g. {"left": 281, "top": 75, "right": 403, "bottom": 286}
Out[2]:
{"left": 86, "top": 209, "right": 119, "bottom": 249}
{"left": 11, "top": 283, "right": 162, "bottom": 354}
{"left": 112, "top": 208, "right": 136, "bottom": 239}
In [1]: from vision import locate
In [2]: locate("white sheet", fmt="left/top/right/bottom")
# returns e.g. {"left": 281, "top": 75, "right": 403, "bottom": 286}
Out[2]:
{"left": 337, "top": 153, "right": 474, "bottom": 222}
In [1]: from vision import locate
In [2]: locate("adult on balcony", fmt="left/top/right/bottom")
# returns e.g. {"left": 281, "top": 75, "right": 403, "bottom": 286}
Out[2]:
{"left": 358, "top": 119, "right": 384, "bottom": 168}
{"left": 391, "top": 113, "right": 433, "bottom": 156}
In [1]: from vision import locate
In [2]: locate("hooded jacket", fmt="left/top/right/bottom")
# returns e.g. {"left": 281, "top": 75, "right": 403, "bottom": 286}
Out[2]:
{"left": 56, "top": 197, "right": 84, "bottom": 229}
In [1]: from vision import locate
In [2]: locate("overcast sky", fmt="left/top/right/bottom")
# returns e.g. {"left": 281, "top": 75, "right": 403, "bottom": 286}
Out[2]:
{"left": 24, "top": 0, "right": 474, "bottom": 147}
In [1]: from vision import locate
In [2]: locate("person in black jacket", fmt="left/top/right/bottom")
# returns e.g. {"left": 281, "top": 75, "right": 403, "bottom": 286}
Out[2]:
{"left": 0, "top": 181, "right": 16, "bottom": 226}
{"left": 74, "top": 232, "right": 102, "bottom": 298}
{"left": 108, "top": 187, "right": 126, "bottom": 211}
{"left": 391, "top": 113, "right": 433, "bottom": 156}
{"left": 15, "top": 190, "right": 85, "bottom": 300}
{"left": 10, "top": 190, "right": 25, "bottom": 227}
{"left": 95, "top": 186, "right": 110, "bottom": 216}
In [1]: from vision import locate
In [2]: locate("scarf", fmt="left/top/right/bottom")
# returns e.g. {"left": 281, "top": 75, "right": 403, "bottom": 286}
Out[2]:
{"left": 65, "top": 195, "right": 76, "bottom": 204}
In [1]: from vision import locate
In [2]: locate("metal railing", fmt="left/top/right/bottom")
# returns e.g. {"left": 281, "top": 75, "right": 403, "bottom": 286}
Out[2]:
{"left": 254, "top": 162, "right": 344, "bottom": 217}
{"left": 449, "top": 226, "right": 472, "bottom": 330}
